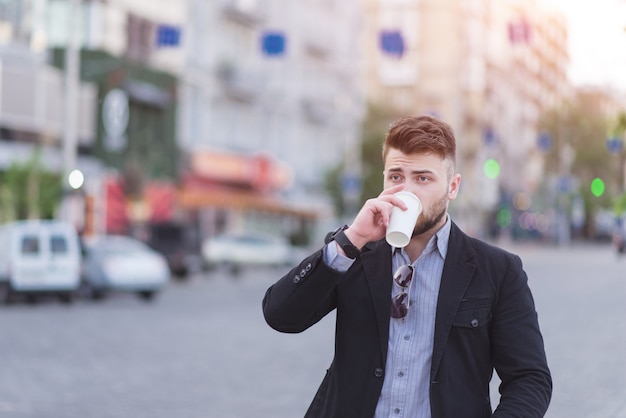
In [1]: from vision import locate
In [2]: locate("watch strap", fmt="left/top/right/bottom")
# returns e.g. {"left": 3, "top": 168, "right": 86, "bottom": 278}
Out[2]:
{"left": 333, "top": 227, "right": 361, "bottom": 259}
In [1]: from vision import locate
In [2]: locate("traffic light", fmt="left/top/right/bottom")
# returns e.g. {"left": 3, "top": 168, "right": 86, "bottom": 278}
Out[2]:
{"left": 483, "top": 158, "right": 501, "bottom": 179}
{"left": 497, "top": 208, "right": 512, "bottom": 228}
{"left": 590, "top": 178, "right": 605, "bottom": 197}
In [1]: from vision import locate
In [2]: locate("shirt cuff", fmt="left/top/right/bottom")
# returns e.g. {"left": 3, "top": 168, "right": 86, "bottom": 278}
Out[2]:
{"left": 323, "top": 241, "right": 356, "bottom": 272}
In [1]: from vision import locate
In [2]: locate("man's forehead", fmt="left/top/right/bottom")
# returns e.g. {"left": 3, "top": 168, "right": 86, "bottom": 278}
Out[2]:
{"left": 384, "top": 150, "right": 445, "bottom": 166}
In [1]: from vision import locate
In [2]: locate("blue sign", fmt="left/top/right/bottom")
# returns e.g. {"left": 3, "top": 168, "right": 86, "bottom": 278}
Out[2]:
{"left": 156, "top": 25, "right": 181, "bottom": 47}
{"left": 607, "top": 137, "right": 623, "bottom": 154}
{"left": 483, "top": 128, "right": 496, "bottom": 146}
{"left": 341, "top": 174, "right": 362, "bottom": 195}
{"left": 558, "top": 175, "right": 574, "bottom": 192}
{"left": 537, "top": 132, "right": 552, "bottom": 152}
{"left": 262, "top": 32, "right": 286, "bottom": 56}
{"left": 380, "top": 30, "right": 405, "bottom": 58}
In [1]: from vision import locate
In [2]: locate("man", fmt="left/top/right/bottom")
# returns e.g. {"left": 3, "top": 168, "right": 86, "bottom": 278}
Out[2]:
{"left": 262, "top": 115, "right": 552, "bottom": 417}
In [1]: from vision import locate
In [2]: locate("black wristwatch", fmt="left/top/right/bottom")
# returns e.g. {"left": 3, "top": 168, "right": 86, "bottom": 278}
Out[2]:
{"left": 329, "top": 225, "right": 361, "bottom": 259}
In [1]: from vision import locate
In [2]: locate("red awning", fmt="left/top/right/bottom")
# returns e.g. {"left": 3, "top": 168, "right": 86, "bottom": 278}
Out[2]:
{"left": 179, "top": 186, "right": 317, "bottom": 220}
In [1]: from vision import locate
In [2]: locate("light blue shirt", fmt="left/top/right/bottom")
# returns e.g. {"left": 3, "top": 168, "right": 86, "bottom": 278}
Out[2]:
{"left": 324, "top": 217, "right": 451, "bottom": 418}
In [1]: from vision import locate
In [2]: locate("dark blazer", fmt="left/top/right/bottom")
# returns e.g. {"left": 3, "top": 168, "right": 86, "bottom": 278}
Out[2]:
{"left": 262, "top": 222, "right": 552, "bottom": 418}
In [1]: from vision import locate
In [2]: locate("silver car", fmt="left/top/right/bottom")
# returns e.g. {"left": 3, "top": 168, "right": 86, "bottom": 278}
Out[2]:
{"left": 201, "top": 232, "right": 294, "bottom": 275}
{"left": 81, "top": 235, "right": 170, "bottom": 301}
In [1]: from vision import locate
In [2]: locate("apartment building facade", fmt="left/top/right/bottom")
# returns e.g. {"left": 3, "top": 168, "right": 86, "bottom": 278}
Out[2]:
{"left": 178, "top": 0, "right": 366, "bottom": 239}
{"left": 1, "top": 0, "right": 367, "bottom": 245}
{"left": 362, "top": 0, "right": 570, "bottom": 234}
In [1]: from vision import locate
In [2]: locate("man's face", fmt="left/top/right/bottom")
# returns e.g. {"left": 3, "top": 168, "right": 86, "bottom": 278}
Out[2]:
{"left": 383, "top": 148, "right": 461, "bottom": 236}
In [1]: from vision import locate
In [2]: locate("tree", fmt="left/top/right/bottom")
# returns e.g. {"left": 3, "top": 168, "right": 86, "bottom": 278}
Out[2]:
{"left": 537, "top": 92, "right": 616, "bottom": 238}
{"left": 325, "top": 103, "right": 404, "bottom": 217}
{"left": 610, "top": 111, "right": 626, "bottom": 217}
{"left": 0, "top": 149, "right": 62, "bottom": 222}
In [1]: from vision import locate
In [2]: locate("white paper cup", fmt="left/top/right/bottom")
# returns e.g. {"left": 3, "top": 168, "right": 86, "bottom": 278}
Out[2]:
{"left": 386, "top": 191, "right": 422, "bottom": 247}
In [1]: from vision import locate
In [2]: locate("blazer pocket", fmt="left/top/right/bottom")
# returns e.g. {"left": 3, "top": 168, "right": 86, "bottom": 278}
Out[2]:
{"left": 453, "top": 298, "right": 492, "bottom": 329}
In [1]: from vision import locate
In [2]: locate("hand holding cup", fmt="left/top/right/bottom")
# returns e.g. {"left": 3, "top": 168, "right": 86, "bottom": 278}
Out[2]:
{"left": 385, "top": 191, "right": 422, "bottom": 248}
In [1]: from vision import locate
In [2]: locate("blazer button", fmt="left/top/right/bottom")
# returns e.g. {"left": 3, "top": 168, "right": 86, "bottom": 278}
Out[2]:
{"left": 471, "top": 319, "right": 479, "bottom": 327}
{"left": 374, "top": 368, "right": 384, "bottom": 378}
{"left": 293, "top": 275, "right": 301, "bottom": 284}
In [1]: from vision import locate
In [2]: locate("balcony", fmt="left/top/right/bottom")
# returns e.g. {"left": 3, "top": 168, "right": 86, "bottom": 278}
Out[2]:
{"left": 216, "top": 62, "right": 262, "bottom": 103}
{"left": 221, "top": 0, "right": 266, "bottom": 26}
{"left": 300, "top": 97, "right": 333, "bottom": 124}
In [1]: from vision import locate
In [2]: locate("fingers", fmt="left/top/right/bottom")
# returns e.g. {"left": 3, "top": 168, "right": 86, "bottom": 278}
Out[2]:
{"left": 378, "top": 185, "right": 408, "bottom": 211}
{"left": 347, "top": 186, "right": 412, "bottom": 244}
{"left": 379, "top": 184, "right": 404, "bottom": 197}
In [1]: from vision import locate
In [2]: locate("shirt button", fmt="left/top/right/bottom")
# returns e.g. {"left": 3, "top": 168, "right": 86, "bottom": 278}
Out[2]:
{"left": 397, "top": 371, "right": 404, "bottom": 377}
{"left": 403, "top": 335, "right": 410, "bottom": 340}
{"left": 394, "top": 408, "right": 401, "bottom": 414}
{"left": 374, "top": 368, "right": 384, "bottom": 378}
{"left": 471, "top": 319, "right": 479, "bottom": 327}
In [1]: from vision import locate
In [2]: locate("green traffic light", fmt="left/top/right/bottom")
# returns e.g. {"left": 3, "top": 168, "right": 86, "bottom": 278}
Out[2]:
{"left": 483, "top": 158, "right": 501, "bottom": 179}
{"left": 497, "top": 208, "right": 512, "bottom": 228}
{"left": 590, "top": 178, "right": 605, "bottom": 197}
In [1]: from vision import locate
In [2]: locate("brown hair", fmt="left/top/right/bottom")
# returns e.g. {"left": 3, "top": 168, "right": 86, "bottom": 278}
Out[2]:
{"left": 382, "top": 115, "right": 457, "bottom": 171}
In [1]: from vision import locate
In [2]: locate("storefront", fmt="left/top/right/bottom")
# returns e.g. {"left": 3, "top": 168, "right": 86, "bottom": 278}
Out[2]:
{"left": 180, "top": 150, "right": 318, "bottom": 248}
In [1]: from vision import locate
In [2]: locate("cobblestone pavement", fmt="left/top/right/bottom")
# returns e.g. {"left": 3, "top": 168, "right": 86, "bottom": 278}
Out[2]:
{"left": 0, "top": 241, "right": 624, "bottom": 418}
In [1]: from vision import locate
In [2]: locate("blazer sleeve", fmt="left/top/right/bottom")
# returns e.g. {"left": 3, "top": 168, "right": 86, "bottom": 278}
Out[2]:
{"left": 491, "top": 253, "right": 552, "bottom": 417}
{"left": 262, "top": 249, "right": 344, "bottom": 333}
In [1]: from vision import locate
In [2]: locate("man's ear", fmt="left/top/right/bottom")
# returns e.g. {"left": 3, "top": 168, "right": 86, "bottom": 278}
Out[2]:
{"left": 448, "top": 174, "right": 461, "bottom": 199}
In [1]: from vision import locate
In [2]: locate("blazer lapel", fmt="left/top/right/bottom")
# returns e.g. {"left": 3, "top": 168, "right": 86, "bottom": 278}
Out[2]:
{"left": 361, "top": 241, "right": 394, "bottom": 364}
{"left": 430, "top": 223, "right": 476, "bottom": 378}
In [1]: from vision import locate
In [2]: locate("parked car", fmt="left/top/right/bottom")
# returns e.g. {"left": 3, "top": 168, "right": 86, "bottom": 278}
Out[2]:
{"left": 201, "top": 232, "right": 294, "bottom": 275}
{"left": 81, "top": 235, "right": 170, "bottom": 301}
{"left": 0, "top": 220, "right": 82, "bottom": 304}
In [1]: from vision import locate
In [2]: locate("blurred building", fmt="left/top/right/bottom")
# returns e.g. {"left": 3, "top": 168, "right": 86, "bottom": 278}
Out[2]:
{"left": 0, "top": 0, "right": 101, "bottom": 230}
{"left": 177, "top": 0, "right": 366, "bottom": 241}
{"left": 0, "top": 0, "right": 366, "bottom": 247}
{"left": 0, "top": 0, "right": 187, "bottom": 236}
{"left": 362, "top": 0, "right": 570, "bottom": 234}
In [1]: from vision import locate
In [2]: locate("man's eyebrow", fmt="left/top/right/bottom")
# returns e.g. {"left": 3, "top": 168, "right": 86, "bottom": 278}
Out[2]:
{"left": 387, "top": 167, "right": 434, "bottom": 175}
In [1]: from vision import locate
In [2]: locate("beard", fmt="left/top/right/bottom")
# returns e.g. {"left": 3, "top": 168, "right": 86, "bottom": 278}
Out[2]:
{"left": 412, "top": 190, "right": 449, "bottom": 237}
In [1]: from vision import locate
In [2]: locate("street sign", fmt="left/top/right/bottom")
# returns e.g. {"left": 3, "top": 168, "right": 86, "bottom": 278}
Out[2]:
{"left": 262, "top": 32, "right": 286, "bottom": 56}
{"left": 156, "top": 25, "right": 181, "bottom": 47}
{"left": 380, "top": 30, "right": 405, "bottom": 58}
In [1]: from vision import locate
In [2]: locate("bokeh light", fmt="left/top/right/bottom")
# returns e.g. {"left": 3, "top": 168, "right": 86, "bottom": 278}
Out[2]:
{"left": 68, "top": 169, "right": 84, "bottom": 190}
{"left": 590, "top": 178, "right": 605, "bottom": 197}
{"left": 483, "top": 159, "right": 501, "bottom": 179}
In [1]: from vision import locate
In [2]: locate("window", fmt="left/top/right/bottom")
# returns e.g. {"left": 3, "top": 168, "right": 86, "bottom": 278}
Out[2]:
{"left": 21, "top": 236, "right": 39, "bottom": 255}
{"left": 126, "top": 13, "right": 154, "bottom": 63}
{"left": 50, "top": 235, "right": 68, "bottom": 254}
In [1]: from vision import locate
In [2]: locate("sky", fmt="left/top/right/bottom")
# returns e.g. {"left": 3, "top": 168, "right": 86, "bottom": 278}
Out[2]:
{"left": 547, "top": 0, "right": 626, "bottom": 91}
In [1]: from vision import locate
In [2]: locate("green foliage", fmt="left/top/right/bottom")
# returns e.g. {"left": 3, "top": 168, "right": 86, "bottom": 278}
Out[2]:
{"left": 611, "top": 192, "right": 626, "bottom": 216}
{"left": 0, "top": 149, "right": 62, "bottom": 222}
{"left": 324, "top": 164, "right": 345, "bottom": 216}
{"left": 324, "top": 103, "right": 404, "bottom": 217}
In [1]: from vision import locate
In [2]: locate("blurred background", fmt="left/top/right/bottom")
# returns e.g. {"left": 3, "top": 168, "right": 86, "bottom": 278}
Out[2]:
{"left": 1, "top": 0, "right": 626, "bottom": 252}
{"left": 2, "top": 1, "right": 626, "bottom": 417}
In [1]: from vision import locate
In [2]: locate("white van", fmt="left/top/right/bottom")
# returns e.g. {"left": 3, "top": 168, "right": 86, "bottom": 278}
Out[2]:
{"left": 0, "top": 220, "right": 82, "bottom": 303}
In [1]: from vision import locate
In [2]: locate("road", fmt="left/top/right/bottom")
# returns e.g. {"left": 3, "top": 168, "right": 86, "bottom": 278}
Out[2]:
{"left": 0, "top": 241, "right": 625, "bottom": 418}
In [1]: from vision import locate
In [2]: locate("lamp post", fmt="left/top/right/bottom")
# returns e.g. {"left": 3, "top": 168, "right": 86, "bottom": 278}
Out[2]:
{"left": 61, "top": 0, "right": 82, "bottom": 223}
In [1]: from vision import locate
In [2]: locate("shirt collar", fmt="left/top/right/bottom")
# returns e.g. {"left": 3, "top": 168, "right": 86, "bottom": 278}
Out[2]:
{"left": 435, "top": 215, "right": 451, "bottom": 259}
{"left": 391, "top": 214, "right": 451, "bottom": 260}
